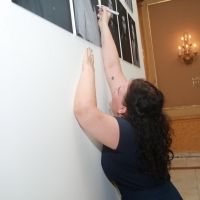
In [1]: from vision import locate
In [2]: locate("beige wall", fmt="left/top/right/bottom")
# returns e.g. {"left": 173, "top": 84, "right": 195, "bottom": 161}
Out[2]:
{"left": 137, "top": 0, "right": 200, "bottom": 152}
{"left": 139, "top": 0, "right": 200, "bottom": 118}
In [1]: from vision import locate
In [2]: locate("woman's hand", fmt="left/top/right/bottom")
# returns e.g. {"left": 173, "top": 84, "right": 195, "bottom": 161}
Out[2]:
{"left": 82, "top": 48, "right": 94, "bottom": 71}
{"left": 97, "top": 6, "right": 111, "bottom": 30}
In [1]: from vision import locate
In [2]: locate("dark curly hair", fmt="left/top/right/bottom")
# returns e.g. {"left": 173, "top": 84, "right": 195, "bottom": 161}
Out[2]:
{"left": 122, "top": 79, "right": 174, "bottom": 179}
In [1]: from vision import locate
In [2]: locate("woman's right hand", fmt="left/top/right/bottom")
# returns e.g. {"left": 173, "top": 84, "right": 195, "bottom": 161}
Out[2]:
{"left": 97, "top": 6, "right": 111, "bottom": 30}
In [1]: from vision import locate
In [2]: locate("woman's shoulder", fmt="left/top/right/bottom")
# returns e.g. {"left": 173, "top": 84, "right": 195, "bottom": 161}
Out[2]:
{"left": 114, "top": 117, "right": 134, "bottom": 131}
{"left": 114, "top": 117, "right": 137, "bottom": 152}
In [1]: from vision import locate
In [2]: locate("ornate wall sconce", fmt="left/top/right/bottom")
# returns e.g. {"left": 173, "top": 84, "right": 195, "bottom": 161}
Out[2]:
{"left": 178, "top": 33, "right": 198, "bottom": 64}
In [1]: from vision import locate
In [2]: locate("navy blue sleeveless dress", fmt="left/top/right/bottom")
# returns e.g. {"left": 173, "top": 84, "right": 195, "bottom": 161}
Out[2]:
{"left": 101, "top": 117, "right": 182, "bottom": 200}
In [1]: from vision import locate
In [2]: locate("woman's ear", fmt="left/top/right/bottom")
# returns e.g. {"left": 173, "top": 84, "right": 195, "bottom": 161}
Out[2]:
{"left": 118, "top": 106, "right": 127, "bottom": 115}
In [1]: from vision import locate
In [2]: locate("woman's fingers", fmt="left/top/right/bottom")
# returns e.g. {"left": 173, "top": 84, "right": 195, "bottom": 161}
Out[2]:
{"left": 87, "top": 47, "right": 93, "bottom": 58}
{"left": 97, "top": 6, "right": 111, "bottom": 26}
{"left": 83, "top": 48, "right": 94, "bottom": 68}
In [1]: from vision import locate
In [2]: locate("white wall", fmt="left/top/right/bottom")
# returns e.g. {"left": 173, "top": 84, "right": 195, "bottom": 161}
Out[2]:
{"left": 0, "top": 1, "right": 145, "bottom": 200}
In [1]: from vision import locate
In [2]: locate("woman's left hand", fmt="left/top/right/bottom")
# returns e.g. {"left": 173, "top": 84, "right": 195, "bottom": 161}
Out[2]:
{"left": 82, "top": 48, "right": 94, "bottom": 71}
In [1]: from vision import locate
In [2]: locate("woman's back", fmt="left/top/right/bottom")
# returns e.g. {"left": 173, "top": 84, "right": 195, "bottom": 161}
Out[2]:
{"left": 101, "top": 117, "right": 169, "bottom": 190}
{"left": 101, "top": 117, "right": 182, "bottom": 199}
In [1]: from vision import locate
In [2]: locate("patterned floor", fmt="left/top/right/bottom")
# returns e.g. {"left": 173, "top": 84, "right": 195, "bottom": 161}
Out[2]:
{"left": 170, "top": 153, "right": 200, "bottom": 200}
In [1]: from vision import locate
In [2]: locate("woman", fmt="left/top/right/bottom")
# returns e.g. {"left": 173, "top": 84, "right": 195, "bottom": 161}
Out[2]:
{"left": 74, "top": 6, "right": 182, "bottom": 200}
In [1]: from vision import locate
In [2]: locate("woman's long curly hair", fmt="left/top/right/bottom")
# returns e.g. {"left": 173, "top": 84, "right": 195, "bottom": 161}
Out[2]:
{"left": 122, "top": 79, "right": 174, "bottom": 179}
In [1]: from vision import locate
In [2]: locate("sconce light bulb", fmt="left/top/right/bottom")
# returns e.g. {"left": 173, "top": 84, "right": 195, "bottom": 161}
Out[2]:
{"left": 178, "top": 46, "right": 182, "bottom": 56}
{"left": 185, "top": 44, "right": 189, "bottom": 54}
{"left": 181, "top": 37, "right": 185, "bottom": 46}
{"left": 188, "top": 34, "right": 192, "bottom": 45}
{"left": 194, "top": 43, "right": 197, "bottom": 53}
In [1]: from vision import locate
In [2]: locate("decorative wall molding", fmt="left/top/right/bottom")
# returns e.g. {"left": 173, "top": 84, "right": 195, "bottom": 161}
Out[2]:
{"left": 137, "top": 0, "right": 144, "bottom": 7}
